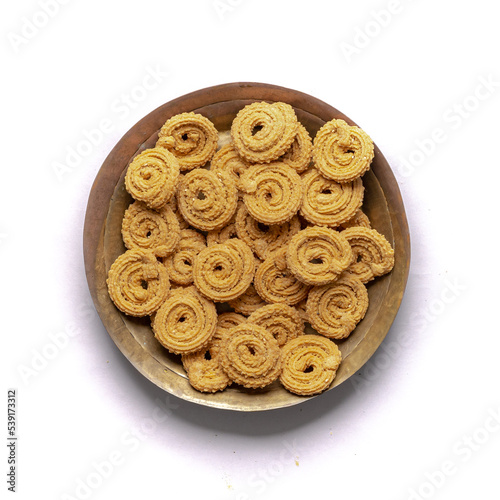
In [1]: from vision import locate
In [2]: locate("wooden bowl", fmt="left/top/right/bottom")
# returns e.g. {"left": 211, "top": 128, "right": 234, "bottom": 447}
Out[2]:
{"left": 83, "top": 82, "right": 410, "bottom": 411}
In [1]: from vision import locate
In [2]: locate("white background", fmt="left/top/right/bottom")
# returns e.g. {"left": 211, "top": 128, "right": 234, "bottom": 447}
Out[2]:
{"left": 2, "top": 1, "right": 499, "bottom": 499}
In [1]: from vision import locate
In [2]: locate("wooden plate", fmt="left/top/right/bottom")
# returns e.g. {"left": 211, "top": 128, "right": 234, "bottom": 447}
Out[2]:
{"left": 83, "top": 82, "right": 410, "bottom": 411}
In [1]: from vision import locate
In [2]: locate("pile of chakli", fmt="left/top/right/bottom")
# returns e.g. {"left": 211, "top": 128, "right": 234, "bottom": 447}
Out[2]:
{"left": 106, "top": 103, "right": 394, "bottom": 396}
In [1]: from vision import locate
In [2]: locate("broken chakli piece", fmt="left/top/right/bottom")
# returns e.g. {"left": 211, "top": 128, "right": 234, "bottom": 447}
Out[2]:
{"left": 106, "top": 105, "right": 395, "bottom": 397}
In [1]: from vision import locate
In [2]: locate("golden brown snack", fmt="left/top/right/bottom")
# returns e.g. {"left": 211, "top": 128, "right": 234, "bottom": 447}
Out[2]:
{"left": 235, "top": 203, "right": 301, "bottom": 260}
{"left": 107, "top": 249, "right": 170, "bottom": 317}
{"left": 193, "top": 239, "right": 255, "bottom": 302}
{"left": 294, "top": 299, "right": 309, "bottom": 324}
{"left": 280, "top": 335, "right": 342, "bottom": 396}
{"left": 181, "top": 328, "right": 232, "bottom": 393}
{"left": 313, "top": 119, "right": 374, "bottom": 183}
{"left": 163, "top": 229, "right": 206, "bottom": 285}
{"left": 167, "top": 195, "right": 190, "bottom": 229}
{"left": 210, "top": 143, "right": 251, "bottom": 183}
{"left": 342, "top": 227, "right": 395, "bottom": 283}
{"left": 206, "top": 202, "right": 241, "bottom": 247}
{"left": 156, "top": 112, "right": 218, "bottom": 171}
{"left": 152, "top": 287, "right": 217, "bottom": 355}
{"left": 228, "top": 283, "right": 267, "bottom": 316}
{"left": 216, "top": 312, "right": 247, "bottom": 331}
{"left": 286, "top": 227, "right": 353, "bottom": 286}
{"left": 247, "top": 303, "right": 304, "bottom": 347}
{"left": 231, "top": 101, "right": 298, "bottom": 163}
{"left": 279, "top": 123, "right": 313, "bottom": 173}
{"left": 306, "top": 274, "right": 369, "bottom": 339}
{"left": 121, "top": 201, "right": 180, "bottom": 257}
{"left": 177, "top": 169, "right": 238, "bottom": 231}
{"left": 219, "top": 323, "right": 281, "bottom": 389}
{"left": 338, "top": 209, "right": 371, "bottom": 230}
{"left": 300, "top": 168, "right": 364, "bottom": 227}
{"left": 254, "top": 248, "right": 310, "bottom": 306}
{"left": 239, "top": 162, "right": 303, "bottom": 225}
{"left": 125, "top": 148, "right": 180, "bottom": 210}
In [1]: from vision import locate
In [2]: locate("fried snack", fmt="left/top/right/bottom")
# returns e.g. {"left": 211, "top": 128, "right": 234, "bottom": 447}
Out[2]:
{"left": 163, "top": 229, "right": 206, "bottom": 285}
{"left": 219, "top": 323, "right": 281, "bottom": 389}
{"left": 181, "top": 327, "right": 232, "bottom": 393}
{"left": 167, "top": 195, "right": 190, "bottom": 229}
{"left": 280, "top": 335, "right": 342, "bottom": 396}
{"left": 300, "top": 168, "right": 364, "bottom": 227}
{"left": 235, "top": 203, "right": 301, "bottom": 260}
{"left": 193, "top": 239, "right": 255, "bottom": 302}
{"left": 206, "top": 202, "right": 241, "bottom": 246}
{"left": 239, "top": 162, "right": 303, "bottom": 225}
{"left": 338, "top": 209, "right": 371, "bottom": 230}
{"left": 107, "top": 249, "right": 170, "bottom": 317}
{"left": 156, "top": 112, "right": 218, "bottom": 171}
{"left": 286, "top": 227, "right": 353, "bottom": 286}
{"left": 152, "top": 287, "right": 217, "bottom": 355}
{"left": 124, "top": 148, "right": 180, "bottom": 209}
{"left": 313, "top": 119, "right": 374, "bottom": 183}
{"left": 342, "top": 227, "right": 395, "bottom": 283}
{"left": 279, "top": 123, "right": 313, "bottom": 173}
{"left": 177, "top": 169, "right": 238, "bottom": 231}
{"left": 217, "top": 312, "right": 247, "bottom": 330}
{"left": 247, "top": 303, "right": 304, "bottom": 347}
{"left": 228, "top": 283, "right": 267, "bottom": 316}
{"left": 121, "top": 201, "right": 180, "bottom": 257}
{"left": 306, "top": 274, "right": 369, "bottom": 339}
{"left": 254, "top": 248, "right": 310, "bottom": 306}
{"left": 231, "top": 101, "right": 298, "bottom": 163}
{"left": 294, "top": 299, "right": 309, "bottom": 323}
{"left": 210, "top": 143, "right": 251, "bottom": 183}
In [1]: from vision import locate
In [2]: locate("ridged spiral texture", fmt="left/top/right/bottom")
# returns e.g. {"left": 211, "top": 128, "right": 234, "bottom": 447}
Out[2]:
{"left": 228, "top": 283, "right": 267, "bottom": 316}
{"left": 125, "top": 148, "right": 180, "bottom": 209}
{"left": 231, "top": 101, "right": 299, "bottom": 163}
{"left": 107, "top": 249, "right": 170, "bottom": 317}
{"left": 300, "top": 168, "right": 364, "bottom": 227}
{"left": 313, "top": 119, "right": 374, "bottom": 183}
{"left": 210, "top": 143, "right": 251, "bottom": 183}
{"left": 152, "top": 287, "right": 217, "bottom": 355}
{"left": 338, "top": 209, "right": 371, "bottom": 230}
{"left": 156, "top": 112, "right": 218, "bottom": 170}
{"left": 279, "top": 123, "right": 313, "bottom": 173}
{"left": 280, "top": 335, "right": 342, "bottom": 396}
{"left": 286, "top": 227, "right": 354, "bottom": 286}
{"left": 306, "top": 274, "right": 369, "bottom": 339}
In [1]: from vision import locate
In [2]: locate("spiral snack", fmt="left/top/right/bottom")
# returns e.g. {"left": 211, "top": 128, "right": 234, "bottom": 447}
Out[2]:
{"left": 121, "top": 201, "right": 180, "bottom": 257}
{"left": 206, "top": 202, "right": 241, "bottom": 247}
{"left": 280, "top": 335, "right": 342, "bottom": 396}
{"left": 313, "top": 119, "right": 374, "bottom": 183}
{"left": 294, "top": 299, "right": 309, "bottom": 323}
{"left": 152, "top": 287, "right": 217, "bottom": 355}
{"left": 193, "top": 239, "right": 255, "bottom": 302}
{"left": 167, "top": 195, "right": 190, "bottom": 229}
{"left": 219, "top": 323, "right": 281, "bottom": 389}
{"left": 279, "top": 123, "right": 313, "bottom": 173}
{"left": 156, "top": 112, "right": 218, "bottom": 171}
{"left": 231, "top": 101, "right": 298, "bottom": 163}
{"left": 254, "top": 248, "right": 310, "bottom": 306}
{"left": 163, "top": 229, "right": 206, "bottom": 285}
{"left": 286, "top": 227, "right": 353, "bottom": 286}
{"left": 181, "top": 328, "right": 232, "bottom": 393}
{"left": 306, "top": 275, "right": 369, "bottom": 339}
{"left": 338, "top": 209, "right": 371, "bottom": 230}
{"left": 210, "top": 143, "right": 251, "bottom": 183}
{"left": 235, "top": 203, "right": 301, "bottom": 260}
{"left": 300, "top": 168, "right": 364, "bottom": 227}
{"left": 228, "top": 283, "right": 267, "bottom": 316}
{"left": 125, "top": 148, "right": 180, "bottom": 210}
{"left": 107, "top": 249, "right": 170, "bottom": 317}
{"left": 177, "top": 169, "right": 238, "bottom": 231}
{"left": 239, "top": 162, "right": 303, "bottom": 225}
{"left": 216, "top": 312, "right": 247, "bottom": 331}
{"left": 248, "top": 303, "right": 304, "bottom": 347}
{"left": 342, "top": 227, "right": 395, "bottom": 283}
